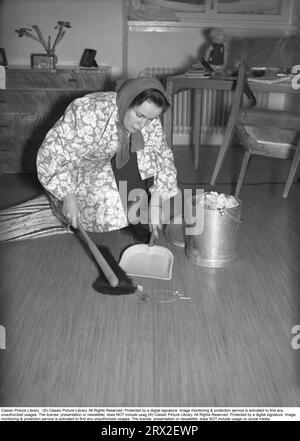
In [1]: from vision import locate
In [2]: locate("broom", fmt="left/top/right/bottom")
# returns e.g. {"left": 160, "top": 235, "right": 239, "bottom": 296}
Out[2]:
{"left": 77, "top": 221, "right": 137, "bottom": 295}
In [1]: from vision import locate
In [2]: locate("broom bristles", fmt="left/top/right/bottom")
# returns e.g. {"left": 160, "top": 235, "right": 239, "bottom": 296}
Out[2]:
{"left": 0, "top": 195, "right": 72, "bottom": 242}
{"left": 93, "top": 245, "right": 137, "bottom": 295}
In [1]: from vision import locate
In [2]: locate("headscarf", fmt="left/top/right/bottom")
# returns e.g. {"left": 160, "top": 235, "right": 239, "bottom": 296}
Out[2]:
{"left": 115, "top": 77, "right": 171, "bottom": 169}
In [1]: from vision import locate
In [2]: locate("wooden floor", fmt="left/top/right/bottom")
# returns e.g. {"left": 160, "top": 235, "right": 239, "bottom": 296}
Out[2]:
{"left": 0, "top": 180, "right": 300, "bottom": 407}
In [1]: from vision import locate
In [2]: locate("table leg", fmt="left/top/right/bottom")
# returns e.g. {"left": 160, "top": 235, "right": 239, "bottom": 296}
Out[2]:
{"left": 165, "top": 81, "right": 173, "bottom": 149}
{"left": 193, "top": 89, "right": 202, "bottom": 170}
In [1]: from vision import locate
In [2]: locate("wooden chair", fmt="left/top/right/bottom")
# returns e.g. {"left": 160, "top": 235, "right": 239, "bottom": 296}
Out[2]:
{"left": 210, "top": 62, "right": 300, "bottom": 198}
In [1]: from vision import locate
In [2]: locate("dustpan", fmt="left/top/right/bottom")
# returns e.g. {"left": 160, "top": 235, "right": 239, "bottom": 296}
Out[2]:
{"left": 119, "top": 231, "right": 174, "bottom": 280}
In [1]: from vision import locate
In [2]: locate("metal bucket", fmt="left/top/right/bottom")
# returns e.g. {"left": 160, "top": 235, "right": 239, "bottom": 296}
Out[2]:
{"left": 184, "top": 195, "right": 242, "bottom": 268}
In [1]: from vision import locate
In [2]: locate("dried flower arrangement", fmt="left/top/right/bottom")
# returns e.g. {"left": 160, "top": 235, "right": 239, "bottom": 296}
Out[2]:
{"left": 15, "top": 21, "right": 71, "bottom": 56}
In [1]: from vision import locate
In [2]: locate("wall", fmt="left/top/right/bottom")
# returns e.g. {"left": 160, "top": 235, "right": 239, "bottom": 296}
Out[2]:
{"left": 127, "top": 27, "right": 207, "bottom": 77}
{"left": 0, "top": 0, "right": 126, "bottom": 79}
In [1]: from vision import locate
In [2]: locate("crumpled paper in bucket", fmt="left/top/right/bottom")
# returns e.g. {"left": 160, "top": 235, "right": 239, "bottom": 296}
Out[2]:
{"left": 199, "top": 191, "right": 239, "bottom": 210}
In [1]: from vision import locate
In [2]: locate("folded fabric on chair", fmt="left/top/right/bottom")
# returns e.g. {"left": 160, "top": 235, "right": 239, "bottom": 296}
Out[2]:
{"left": 0, "top": 194, "right": 72, "bottom": 243}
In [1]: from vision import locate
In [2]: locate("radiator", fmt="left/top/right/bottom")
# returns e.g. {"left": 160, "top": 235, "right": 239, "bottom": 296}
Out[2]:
{"left": 139, "top": 67, "right": 272, "bottom": 145}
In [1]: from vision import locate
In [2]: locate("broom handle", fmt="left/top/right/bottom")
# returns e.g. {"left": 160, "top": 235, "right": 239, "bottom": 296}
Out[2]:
{"left": 77, "top": 221, "right": 119, "bottom": 288}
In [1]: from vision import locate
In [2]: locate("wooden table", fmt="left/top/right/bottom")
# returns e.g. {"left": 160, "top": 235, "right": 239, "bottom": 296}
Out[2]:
{"left": 165, "top": 73, "right": 300, "bottom": 170}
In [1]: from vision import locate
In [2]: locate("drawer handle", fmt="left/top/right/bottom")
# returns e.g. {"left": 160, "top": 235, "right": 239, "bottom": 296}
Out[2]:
{"left": 0, "top": 100, "right": 6, "bottom": 104}
{"left": 0, "top": 125, "right": 9, "bottom": 128}
{"left": 68, "top": 78, "right": 78, "bottom": 82}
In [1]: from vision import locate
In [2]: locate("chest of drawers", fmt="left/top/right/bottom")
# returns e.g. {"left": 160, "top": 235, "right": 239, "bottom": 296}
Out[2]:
{"left": 0, "top": 66, "right": 111, "bottom": 173}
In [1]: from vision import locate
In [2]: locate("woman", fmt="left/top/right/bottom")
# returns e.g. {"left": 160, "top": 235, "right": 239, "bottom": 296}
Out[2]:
{"left": 36, "top": 77, "right": 178, "bottom": 239}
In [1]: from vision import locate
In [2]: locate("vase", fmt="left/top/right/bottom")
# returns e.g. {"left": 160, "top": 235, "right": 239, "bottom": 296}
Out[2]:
{"left": 52, "top": 53, "right": 58, "bottom": 68}
{"left": 47, "top": 51, "right": 58, "bottom": 68}
{"left": 31, "top": 53, "right": 57, "bottom": 70}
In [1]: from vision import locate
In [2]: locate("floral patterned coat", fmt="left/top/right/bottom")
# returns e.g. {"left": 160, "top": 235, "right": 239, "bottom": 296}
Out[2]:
{"left": 36, "top": 92, "right": 178, "bottom": 232}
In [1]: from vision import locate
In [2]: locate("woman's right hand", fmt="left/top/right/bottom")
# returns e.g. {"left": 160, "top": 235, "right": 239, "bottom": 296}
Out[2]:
{"left": 62, "top": 193, "right": 80, "bottom": 229}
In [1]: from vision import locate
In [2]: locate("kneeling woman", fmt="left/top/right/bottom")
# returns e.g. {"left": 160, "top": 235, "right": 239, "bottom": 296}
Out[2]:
{"left": 36, "top": 77, "right": 178, "bottom": 238}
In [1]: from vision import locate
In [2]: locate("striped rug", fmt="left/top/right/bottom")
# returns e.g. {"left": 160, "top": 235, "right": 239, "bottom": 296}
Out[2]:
{"left": 0, "top": 194, "right": 73, "bottom": 243}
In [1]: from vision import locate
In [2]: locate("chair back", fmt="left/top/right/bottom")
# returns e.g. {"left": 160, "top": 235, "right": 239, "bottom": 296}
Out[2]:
{"left": 210, "top": 61, "right": 256, "bottom": 184}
